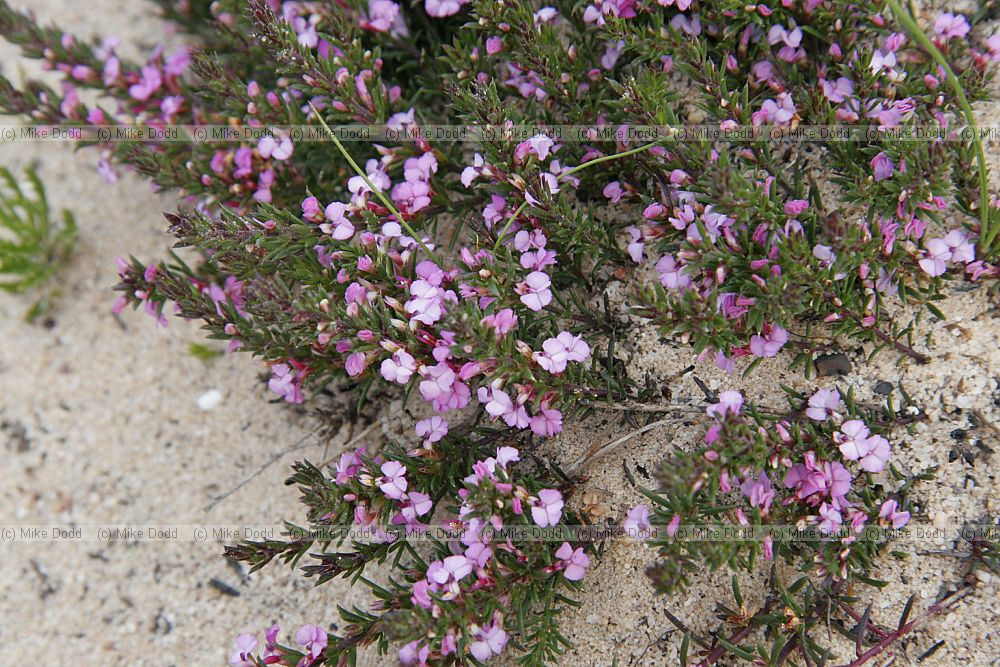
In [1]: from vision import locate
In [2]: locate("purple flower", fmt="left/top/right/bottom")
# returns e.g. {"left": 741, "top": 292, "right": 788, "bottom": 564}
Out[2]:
{"left": 806, "top": 388, "right": 842, "bottom": 421}
{"left": 486, "top": 36, "right": 503, "bottom": 55}
{"left": 531, "top": 489, "right": 564, "bottom": 527}
{"left": 295, "top": 624, "right": 328, "bottom": 660}
{"left": 228, "top": 634, "right": 258, "bottom": 667}
{"left": 321, "top": 202, "right": 355, "bottom": 240}
{"left": 555, "top": 542, "right": 590, "bottom": 580}
{"left": 871, "top": 152, "right": 894, "bottom": 182}
{"left": 625, "top": 226, "right": 645, "bottom": 263}
{"left": 749, "top": 323, "right": 788, "bottom": 358}
{"left": 603, "top": 180, "right": 625, "bottom": 202}
{"left": 418, "top": 363, "right": 471, "bottom": 411}
{"left": 377, "top": 460, "right": 408, "bottom": 499}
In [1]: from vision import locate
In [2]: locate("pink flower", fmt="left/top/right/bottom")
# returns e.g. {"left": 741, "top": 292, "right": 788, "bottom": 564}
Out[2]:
{"left": 836, "top": 420, "right": 870, "bottom": 460}
{"left": 228, "top": 634, "right": 258, "bottom": 667}
{"left": 603, "top": 180, "right": 625, "bottom": 202}
{"left": 486, "top": 36, "right": 503, "bottom": 54}
{"left": 378, "top": 460, "right": 408, "bottom": 499}
{"left": 258, "top": 134, "right": 293, "bottom": 161}
{"left": 268, "top": 363, "right": 304, "bottom": 403}
{"left": 415, "top": 416, "right": 448, "bottom": 446}
{"left": 515, "top": 134, "right": 556, "bottom": 161}
{"left": 707, "top": 390, "right": 743, "bottom": 418}
{"left": 534, "top": 332, "right": 591, "bottom": 374}
{"left": 426, "top": 554, "right": 473, "bottom": 597}
{"left": 321, "top": 202, "right": 355, "bottom": 240}
{"left": 933, "top": 13, "right": 970, "bottom": 40}
{"left": 806, "top": 388, "right": 842, "bottom": 421}
{"left": 334, "top": 449, "right": 364, "bottom": 485}
{"left": 871, "top": 152, "right": 894, "bottom": 182}
{"left": 425, "top": 0, "right": 468, "bottom": 18}
{"left": 623, "top": 504, "right": 652, "bottom": 535}
{"left": 626, "top": 226, "right": 644, "bottom": 263}
{"left": 879, "top": 499, "right": 910, "bottom": 528}
{"left": 918, "top": 238, "right": 952, "bottom": 277}
{"left": 381, "top": 349, "right": 416, "bottom": 384}
{"left": 821, "top": 77, "right": 854, "bottom": 103}
{"left": 365, "top": 0, "right": 407, "bottom": 35}
{"left": 817, "top": 502, "right": 843, "bottom": 534}
{"left": 530, "top": 405, "right": 563, "bottom": 436}
{"left": 128, "top": 64, "right": 162, "bottom": 101}
{"left": 784, "top": 454, "right": 851, "bottom": 507}
{"left": 943, "top": 229, "right": 975, "bottom": 264}
{"left": 482, "top": 195, "right": 507, "bottom": 228}
{"left": 418, "top": 363, "right": 471, "bottom": 411}
{"left": 858, "top": 434, "right": 891, "bottom": 473}
{"left": 345, "top": 352, "right": 368, "bottom": 377}
{"left": 531, "top": 489, "right": 564, "bottom": 527}
{"left": 399, "top": 641, "right": 430, "bottom": 667}
{"left": 555, "top": 542, "right": 590, "bottom": 580}
{"left": 655, "top": 254, "right": 690, "bottom": 290}
{"left": 469, "top": 614, "right": 509, "bottom": 661}
{"left": 749, "top": 323, "right": 788, "bottom": 358}
{"left": 740, "top": 471, "right": 775, "bottom": 513}
{"left": 517, "top": 271, "right": 553, "bottom": 311}
{"left": 481, "top": 308, "right": 518, "bottom": 338}
{"left": 406, "top": 279, "right": 455, "bottom": 325}
{"left": 752, "top": 92, "right": 796, "bottom": 126}
{"left": 391, "top": 180, "right": 432, "bottom": 214}
{"left": 295, "top": 624, "right": 328, "bottom": 660}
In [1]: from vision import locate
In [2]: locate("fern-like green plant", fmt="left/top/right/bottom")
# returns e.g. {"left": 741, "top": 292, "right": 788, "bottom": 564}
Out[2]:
{"left": 0, "top": 166, "right": 76, "bottom": 318}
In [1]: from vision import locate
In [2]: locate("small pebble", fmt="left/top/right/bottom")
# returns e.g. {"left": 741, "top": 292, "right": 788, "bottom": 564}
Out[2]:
{"left": 197, "top": 390, "right": 223, "bottom": 411}
{"left": 975, "top": 570, "right": 992, "bottom": 584}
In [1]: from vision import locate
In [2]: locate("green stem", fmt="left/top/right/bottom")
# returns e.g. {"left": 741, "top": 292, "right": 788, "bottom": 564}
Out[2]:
{"left": 309, "top": 105, "right": 441, "bottom": 264}
{"left": 885, "top": 0, "right": 993, "bottom": 253}
{"left": 493, "top": 141, "right": 659, "bottom": 251}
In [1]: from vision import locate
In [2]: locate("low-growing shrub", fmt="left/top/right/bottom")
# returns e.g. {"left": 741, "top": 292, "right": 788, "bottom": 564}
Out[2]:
{"left": 3, "top": 0, "right": 999, "bottom": 664}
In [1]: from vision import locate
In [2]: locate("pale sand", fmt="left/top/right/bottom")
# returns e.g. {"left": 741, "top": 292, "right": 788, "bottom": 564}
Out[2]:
{"left": 0, "top": 1, "right": 997, "bottom": 665}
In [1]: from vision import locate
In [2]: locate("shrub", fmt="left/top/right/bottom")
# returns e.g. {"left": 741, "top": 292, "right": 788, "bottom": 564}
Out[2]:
{"left": 2, "top": 0, "right": 998, "bottom": 664}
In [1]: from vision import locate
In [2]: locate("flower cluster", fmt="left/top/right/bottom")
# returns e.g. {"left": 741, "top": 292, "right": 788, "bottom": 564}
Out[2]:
{"left": 639, "top": 387, "right": 915, "bottom": 591}
{"left": 227, "top": 442, "right": 590, "bottom": 665}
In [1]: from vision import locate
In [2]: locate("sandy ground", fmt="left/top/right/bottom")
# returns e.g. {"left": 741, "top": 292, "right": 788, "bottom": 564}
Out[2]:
{"left": 0, "top": 1, "right": 998, "bottom": 666}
